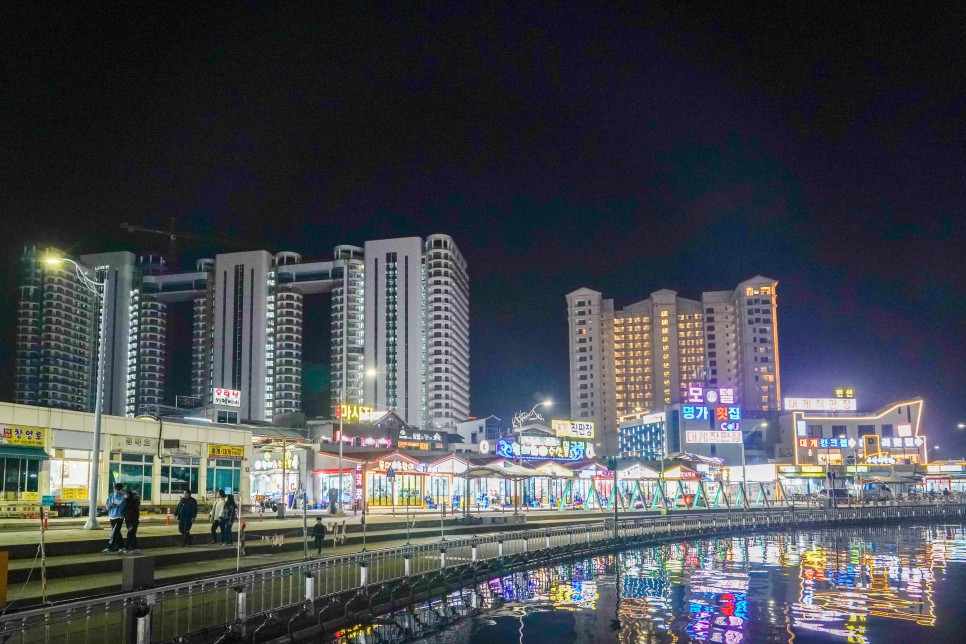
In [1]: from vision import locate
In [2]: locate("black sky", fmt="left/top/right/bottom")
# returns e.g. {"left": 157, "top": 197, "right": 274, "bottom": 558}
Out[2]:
{"left": 1, "top": 4, "right": 964, "bottom": 452}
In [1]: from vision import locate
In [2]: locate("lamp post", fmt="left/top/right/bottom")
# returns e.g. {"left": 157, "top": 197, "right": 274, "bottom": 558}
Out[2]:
{"left": 739, "top": 422, "right": 767, "bottom": 509}
{"left": 336, "top": 368, "right": 377, "bottom": 514}
{"left": 46, "top": 256, "right": 108, "bottom": 530}
{"left": 511, "top": 400, "right": 551, "bottom": 513}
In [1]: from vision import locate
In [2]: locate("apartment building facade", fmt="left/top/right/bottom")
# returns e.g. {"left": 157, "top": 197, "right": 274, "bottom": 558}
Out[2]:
{"left": 567, "top": 276, "right": 781, "bottom": 454}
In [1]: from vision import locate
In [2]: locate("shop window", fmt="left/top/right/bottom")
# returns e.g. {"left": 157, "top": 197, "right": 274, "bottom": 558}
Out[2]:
{"left": 206, "top": 459, "right": 242, "bottom": 497}
{"left": 0, "top": 458, "right": 40, "bottom": 499}
{"left": 109, "top": 452, "right": 153, "bottom": 501}
{"left": 161, "top": 457, "right": 201, "bottom": 496}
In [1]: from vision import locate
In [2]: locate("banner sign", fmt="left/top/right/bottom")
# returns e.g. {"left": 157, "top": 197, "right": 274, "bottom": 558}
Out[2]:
{"left": 1, "top": 424, "right": 45, "bottom": 447}
{"left": 208, "top": 444, "right": 244, "bottom": 459}
{"left": 212, "top": 388, "right": 241, "bottom": 407}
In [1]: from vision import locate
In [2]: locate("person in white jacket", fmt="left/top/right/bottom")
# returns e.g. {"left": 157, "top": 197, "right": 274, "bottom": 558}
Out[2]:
{"left": 209, "top": 490, "right": 227, "bottom": 545}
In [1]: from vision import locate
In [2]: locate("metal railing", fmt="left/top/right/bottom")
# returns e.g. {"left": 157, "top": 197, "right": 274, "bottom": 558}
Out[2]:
{"left": 1, "top": 503, "right": 963, "bottom": 643}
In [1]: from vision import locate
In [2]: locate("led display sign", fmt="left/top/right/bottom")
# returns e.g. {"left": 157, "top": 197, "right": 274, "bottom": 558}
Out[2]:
{"left": 496, "top": 436, "right": 593, "bottom": 461}
{"left": 686, "top": 430, "right": 742, "bottom": 444}
{"left": 797, "top": 437, "right": 854, "bottom": 449}
{"left": 335, "top": 404, "right": 374, "bottom": 422}
{"left": 784, "top": 397, "right": 857, "bottom": 412}
{"left": 685, "top": 386, "right": 735, "bottom": 405}
{"left": 880, "top": 437, "right": 923, "bottom": 448}
{"left": 551, "top": 419, "right": 595, "bottom": 440}
{"left": 834, "top": 387, "right": 856, "bottom": 399}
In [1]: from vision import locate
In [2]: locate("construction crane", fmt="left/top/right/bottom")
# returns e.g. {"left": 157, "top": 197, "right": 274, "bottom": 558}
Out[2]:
{"left": 119, "top": 218, "right": 254, "bottom": 266}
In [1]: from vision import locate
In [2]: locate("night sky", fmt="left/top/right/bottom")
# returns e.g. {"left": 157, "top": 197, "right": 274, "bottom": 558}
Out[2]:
{"left": 2, "top": 5, "right": 964, "bottom": 453}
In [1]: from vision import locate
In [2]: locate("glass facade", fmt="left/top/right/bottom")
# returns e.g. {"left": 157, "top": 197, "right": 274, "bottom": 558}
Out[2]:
{"left": 1, "top": 458, "right": 40, "bottom": 500}
{"left": 109, "top": 452, "right": 153, "bottom": 500}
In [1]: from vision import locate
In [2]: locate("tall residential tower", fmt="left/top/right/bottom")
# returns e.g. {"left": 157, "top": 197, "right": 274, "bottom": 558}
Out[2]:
{"left": 567, "top": 276, "right": 780, "bottom": 453}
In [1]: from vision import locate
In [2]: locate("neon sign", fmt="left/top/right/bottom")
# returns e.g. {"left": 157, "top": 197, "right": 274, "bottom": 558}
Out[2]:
{"left": 686, "top": 387, "right": 735, "bottom": 405}
{"left": 687, "top": 430, "right": 742, "bottom": 444}
{"left": 496, "top": 436, "right": 590, "bottom": 461}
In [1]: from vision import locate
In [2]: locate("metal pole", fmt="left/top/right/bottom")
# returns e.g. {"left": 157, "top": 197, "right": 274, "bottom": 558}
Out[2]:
{"left": 741, "top": 436, "right": 747, "bottom": 510}
{"left": 279, "top": 437, "right": 287, "bottom": 518}
{"left": 338, "top": 263, "right": 347, "bottom": 514}
{"left": 84, "top": 265, "right": 108, "bottom": 530}
{"left": 302, "top": 488, "right": 309, "bottom": 559}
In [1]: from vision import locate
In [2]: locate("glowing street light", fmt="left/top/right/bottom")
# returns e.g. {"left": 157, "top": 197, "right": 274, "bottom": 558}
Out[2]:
{"left": 45, "top": 254, "right": 108, "bottom": 530}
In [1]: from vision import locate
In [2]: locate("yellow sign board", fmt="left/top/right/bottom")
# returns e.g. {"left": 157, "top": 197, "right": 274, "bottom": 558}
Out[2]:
{"left": 0, "top": 424, "right": 45, "bottom": 447}
{"left": 208, "top": 444, "right": 244, "bottom": 459}
{"left": 61, "top": 487, "right": 88, "bottom": 501}
{"left": 551, "top": 419, "right": 595, "bottom": 439}
{"left": 336, "top": 404, "right": 374, "bottom": 422}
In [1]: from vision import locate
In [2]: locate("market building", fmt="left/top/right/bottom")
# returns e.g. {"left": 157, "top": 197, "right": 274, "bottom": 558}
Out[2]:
{"left": 0, "top": 400, "right": 253, "bottom": 513}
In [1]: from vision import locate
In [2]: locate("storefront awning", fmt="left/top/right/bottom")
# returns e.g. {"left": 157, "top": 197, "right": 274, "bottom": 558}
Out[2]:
{"left": 0, "top": 445, "right": 49, "bottom": 460}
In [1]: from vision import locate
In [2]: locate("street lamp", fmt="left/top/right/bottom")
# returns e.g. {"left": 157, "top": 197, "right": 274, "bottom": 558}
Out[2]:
{"left": 45, "top": 255, "right": 108, "bottom": 530}
{"left": 739, "top": 422, "right": 767, "bottom": 508}
{"left": 335, "top": 367, "right": 377, "bottom": 514}
{"left": 511, "top": 399, "right": 551, "bottom": 513}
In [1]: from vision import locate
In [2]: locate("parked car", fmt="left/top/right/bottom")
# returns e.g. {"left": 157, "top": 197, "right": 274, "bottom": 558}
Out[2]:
{"left": 861, "top": 484, "right": 894, "bottom": 502}
{"left": 817, "top": 488, "right": 854, "bottom": 503}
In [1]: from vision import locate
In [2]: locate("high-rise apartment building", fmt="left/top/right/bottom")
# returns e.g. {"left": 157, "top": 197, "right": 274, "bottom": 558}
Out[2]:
{"left": 567, "top": 276, "right": 780, "bottom": 453}
{"left": 14, "top": 235, "right": 469, "bottom": 430}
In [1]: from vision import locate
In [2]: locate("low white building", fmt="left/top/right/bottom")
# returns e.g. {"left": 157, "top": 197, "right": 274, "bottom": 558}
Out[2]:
{"left": 0, "top": 401, "right": 253, "bottom": 511}
{"left": 777, "top": 398, "right": 925, "bottom": 467}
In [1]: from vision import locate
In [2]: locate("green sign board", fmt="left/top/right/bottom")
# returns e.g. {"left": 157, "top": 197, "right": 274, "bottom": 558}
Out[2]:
{"left": 41, "top": 495, "right": 55, "bottom": 507}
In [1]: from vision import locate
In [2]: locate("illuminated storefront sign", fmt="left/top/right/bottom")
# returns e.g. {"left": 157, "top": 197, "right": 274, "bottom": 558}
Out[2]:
{"left": 377, "top": 459, "right": 416, "bottom": 472}
{"left": 397, "top": 428, "right": 442, "bottom": 442}
{"left": 685, "top": 387, "right": 735, "bottom": 405}
{"left": 335, "top": 404, "right": 375, "bottom": 422}
{"left": 866, "top": 454, "right": 897, "bottom": 465}
{"left": 834, "top": 387, "right": 855, "bottom": 399}
{"left": 880, "top": 437, "right": 923, "bottom": 449}
{"left": 686, "top": 430, "right": 741, "bottom": 444}
{"left": 797, "top": 437, "right": 854, "bottom": 449}
{"left": 551, "top": 419, "right": 595, "bottom": 440}
{"left": 212, "top": 388, "right": 241, "bottom": 407}
{"left": 683, "top": 406, "right": 711, "bottom": 420}
{"left": 496, "top": 435, "right": 592, "bottom": 461}
{"left": 1, "top": 424, "right": 46, "bottom": 447}
{"left": 784, "top": 397, "right": 858, "bottom": 412}
{"left": 208, "top": 444, "right": 244, "bottom": 459}
{"left": 253, "top": 451, "right": 299, "bottom": 470}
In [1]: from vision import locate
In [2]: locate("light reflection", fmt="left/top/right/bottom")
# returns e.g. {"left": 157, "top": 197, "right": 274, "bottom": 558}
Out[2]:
{"left": 326, "top": 524, "right": 966, "bottom": 644}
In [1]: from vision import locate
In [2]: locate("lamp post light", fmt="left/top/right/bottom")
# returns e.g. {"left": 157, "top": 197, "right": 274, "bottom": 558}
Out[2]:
{"left": 336, "top": 368, "right": 377, "bottom": 514}
{"left": 45, "top": 256, "right": 108, "bottom": 530}
{"left": 511, "top": 400, "right": 552, "bottom": 514}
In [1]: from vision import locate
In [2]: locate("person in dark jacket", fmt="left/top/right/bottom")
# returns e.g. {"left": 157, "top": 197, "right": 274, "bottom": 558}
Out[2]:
{"left": 124, "top": 488, "right": 141, "bottom": 554}
{"left": 221, "top": 494, "right": 238, "bottom": 546}
{"left": 175, "top": 490, "right": 199, "bottom": 546}
{"left": 311, "top": 517, "right": 327, "bottom": 555}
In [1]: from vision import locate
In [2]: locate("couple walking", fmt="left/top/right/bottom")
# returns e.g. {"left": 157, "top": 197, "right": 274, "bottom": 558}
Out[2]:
{"left": 208, "top": 489, "right": 239, "bottom": 546}
{"left": 102, "top": 482, "right": 141, "bottom": 554}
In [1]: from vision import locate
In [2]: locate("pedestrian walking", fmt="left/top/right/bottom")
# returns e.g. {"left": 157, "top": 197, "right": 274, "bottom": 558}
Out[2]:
{"left": 102, "top": 482, "right": 127, "bottom": 553}
{"left": 175, "top": 490, "right": 199, "bottom": 546}
{"left": 124, "top": 488, "right": 141, "bottom": 554}
{"left": 221, "top": 493, "right": 238, "bottom": 546}
{"left": 209, "top": 490, "right": 226, "bottom": 545}
{"left": 311, "top": 517, "right": 327, "bottom": 556}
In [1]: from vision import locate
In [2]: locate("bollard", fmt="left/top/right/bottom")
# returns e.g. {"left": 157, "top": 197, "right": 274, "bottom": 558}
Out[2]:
{"left": 135, "top": 603, "right": 152, "bottom": 644}
{"left": 166, "top": 507, "right": 171, "bottom": 526}
{"left": 439, "top": 548, "right": 447, "bottom": 569}
{"left": 304, "top": 572, "right": 315, "bottom": 613}
{"left": 234, "top": 586, "right": 248, "bottom": 637}
{"left": 259, "top": 509, "right": 263, "bottom": 522}
{"left": 404, "top": 554, "right": 412, "bottom": 577}
{"left": 359, "top": 561, "right": 368, "bottom": 588}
